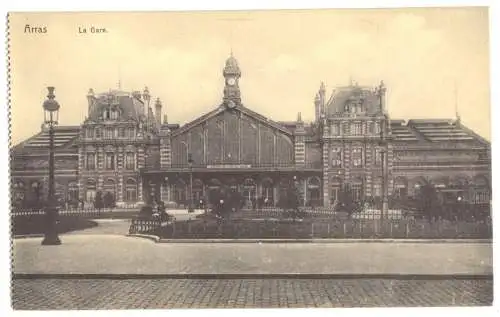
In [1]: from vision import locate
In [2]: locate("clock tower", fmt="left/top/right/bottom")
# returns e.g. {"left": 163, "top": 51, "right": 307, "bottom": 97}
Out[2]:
{"left": 222, "top": 53, "right": 241, "bottom": 107}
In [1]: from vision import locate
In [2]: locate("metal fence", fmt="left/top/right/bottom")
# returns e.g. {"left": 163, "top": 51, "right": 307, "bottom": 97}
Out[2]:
{"left": 129, "top": 218, "right": 162, "bottom": 234}
{"left": 11, "top": 206, "right": 139, "bottom": 219}
{"left": 152, "top": 217, "right": 492, "bottom": 239}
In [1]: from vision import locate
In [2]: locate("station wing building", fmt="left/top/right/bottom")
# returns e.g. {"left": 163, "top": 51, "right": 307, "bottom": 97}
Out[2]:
{"left": 11, "top": 55, "right": 491, "bottom": 209}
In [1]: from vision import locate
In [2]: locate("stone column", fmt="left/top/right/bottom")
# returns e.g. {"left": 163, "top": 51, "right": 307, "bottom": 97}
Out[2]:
{"left": 322, "top": 142, "right": 330, "bottom": 207}
{"left": 160, "top": 182, "right": 169, "bottom": 202}
{"left": 303, "top": 179, "right": 307, "bottom": 207}
{"left": 78, "top": 146, "right": 85, "bottom": 201}
{"left": 137, "top": 176, "right": 144, "bottom": 204}
{"left": 117, "top": 147, "right": 124, "bottom": 204}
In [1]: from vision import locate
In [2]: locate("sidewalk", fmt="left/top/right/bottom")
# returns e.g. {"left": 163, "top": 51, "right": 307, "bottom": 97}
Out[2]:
{"left": 13, "top": 234, "right": 492, "bottom": 275}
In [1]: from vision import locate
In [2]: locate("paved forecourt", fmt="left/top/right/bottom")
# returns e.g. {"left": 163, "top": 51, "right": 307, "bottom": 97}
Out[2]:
{"left": 13, "top": 234, "right": 492, "bottom": 275}
{"left": 11, "top": 277, "right": 492, "bottom": 309}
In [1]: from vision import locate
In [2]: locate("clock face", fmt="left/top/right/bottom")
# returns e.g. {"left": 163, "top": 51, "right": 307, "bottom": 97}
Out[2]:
{"left": 227, "top": 100, "right": 236, "bottom": 108}
{"left": 227, "top": 77, "right": 236, "bottom": 86}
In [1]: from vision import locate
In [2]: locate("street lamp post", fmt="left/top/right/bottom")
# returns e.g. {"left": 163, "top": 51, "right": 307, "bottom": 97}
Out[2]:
{"left": 41, "top": 87, "right": 61, "bottom": 246}
{"left": 188, "top": 153, "right": 194, "bottom": 213}
{"left": 378, "top": 82, "right": 389, "bottom": 220}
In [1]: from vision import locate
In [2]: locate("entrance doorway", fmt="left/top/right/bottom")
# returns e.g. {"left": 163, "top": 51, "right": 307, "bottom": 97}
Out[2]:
{"left": 242, "top": 178, "right": 256, "bottom": 208}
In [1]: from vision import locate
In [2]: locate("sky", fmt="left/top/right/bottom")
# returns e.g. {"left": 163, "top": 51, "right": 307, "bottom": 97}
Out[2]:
{"left": 8, "top": 7, "right": 490, "bottom": 145}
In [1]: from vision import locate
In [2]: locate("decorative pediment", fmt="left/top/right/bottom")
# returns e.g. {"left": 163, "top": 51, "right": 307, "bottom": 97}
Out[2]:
{"left": 171, "top": 104, "right": 292, "bottom": 138}
{"left": 170, "top": 104, "right": 294, "bottom": 167}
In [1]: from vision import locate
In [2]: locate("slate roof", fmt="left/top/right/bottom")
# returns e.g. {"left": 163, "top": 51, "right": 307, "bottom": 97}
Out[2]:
{"left": 325, "top": 86, "right": 381, "bottom": 116}
{"left": 12, "top": 126, "right": 80, "bottom": 155}
{"left": 88, "top": 90, "right": 144, "bottom": 122}
{"left": 390, "top": 119, "right": 489, "bottom": 146}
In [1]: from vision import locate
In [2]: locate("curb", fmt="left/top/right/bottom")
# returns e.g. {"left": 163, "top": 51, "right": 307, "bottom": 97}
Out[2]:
{"left": 126, "top": 234, "right": 160, "bottom": 242}
{"left": 125, "top": 235, "right": 492, "bottom": 244}
{"left": 13, "top": 234, "right": 45, "bottom": 239}
{"left": 12, "top": 273, "right": 493, "bottom": 280}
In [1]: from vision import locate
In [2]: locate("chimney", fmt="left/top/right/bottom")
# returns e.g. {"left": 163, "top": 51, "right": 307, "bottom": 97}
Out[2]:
{"left": 142, "top": 86, "right": 151, "bottom": 118}
{"left": 87, "top": 88, "right": 95, "bottom": 115}
{"left": 155, "top": 98, "right": 162, "bottom": 126}
{"left": 314, "top": 93, "right": 321, "bottom": 122}
{"left": 319, "top": 82, "right": 326, "bottom": 117}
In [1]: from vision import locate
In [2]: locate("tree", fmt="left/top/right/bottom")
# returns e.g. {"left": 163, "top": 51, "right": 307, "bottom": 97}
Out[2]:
{"left": 103, "top": 192, "right": 116, "bottom": 208}
{"left": 336, "top": 184, "right": 358, "bottom": 218}
{"left": 94, "top": 191, "right": 104, "bottom": 210}
{"left": 415, "top": 184, "right": 441, "bottom": 221}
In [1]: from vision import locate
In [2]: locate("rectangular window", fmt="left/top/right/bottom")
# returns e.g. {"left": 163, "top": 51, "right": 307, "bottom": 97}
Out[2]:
{"left": 351, "top": 122, "right": 362, "bottom": 135}
{"left": 331, "top": 148, "right": 342, "bottom": 167}
{"left": 105, "top": 153, "right": 115, "bottom": 170}
{"left": 125, "top": 152, "right": 135, "bottom": 170}
{"left": 342, "top": 122, "right": 349, "bottom": 135}
{"left": 373, "top": 182, "right": 382, "bottom": 197}
{"left": 352, "top": 147, "right": 363, "bottom": 167}
{"left": 86, "top": 153, "right": 95, "bottom": 170}
{"left": 126, "top": 189, "right": 137, "bottom": 201}
{"left": 86, "top": 128, "right": 94, "bottom": 138}
{"left": 95, "top": 128, "right": 102, "bottom": 139}
{"left": 119, "top": 128, "right": 125, "bottom": 138}
{"left": 331, "top": 124, "right": 339, "bottom": 136}
{"left": 104, "top": 128, "right": 113, "bottom": 139}
{"left": 374, "top": 148, "right": 382, "bottom": 165}
{"left": 367, "top": 122, "right": 374, "bottom": 134}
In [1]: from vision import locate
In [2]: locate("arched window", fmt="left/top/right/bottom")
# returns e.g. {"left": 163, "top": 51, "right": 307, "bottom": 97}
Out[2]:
{"left": 103, "top": 179, "right": 116, "bottom": 197}
{"left": 12, "top": 180, "right": 26, "bottom": 203}
{"left": 68, "top": 182, "right": 78, "bottom": 202}
{"left": 105, "top": 152, "right": 115, "bottom": 170}
{"left": 125, "top": 152, "right": 135, "bottom": 170}
{"left": 330, "top": 177, "right": 342, "bottom": 203}
{"left": 125, "top": 178, "right": 137, "bottom": 202}
{"left": 86, "top": 153, "right": 96, "bottom": 170}
{"left": 261, "top": 178, "right": 274, "bottom": 204}
{"left": 86, "top": 179, "right": 97, "bottom": 202}
{"left": 307, "top": 177, "right": 321, "bottom": 205}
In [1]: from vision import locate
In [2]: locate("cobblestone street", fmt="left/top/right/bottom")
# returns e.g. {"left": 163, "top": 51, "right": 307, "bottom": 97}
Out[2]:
{"left": 12, "top": 278, "right": 492, "bottom": 309}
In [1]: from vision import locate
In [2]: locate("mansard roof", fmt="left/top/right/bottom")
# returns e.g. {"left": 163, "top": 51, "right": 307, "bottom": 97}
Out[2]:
{"left": 325, "top": 85, "right": 381, "bottom": 116}
{"left": 87, "top": 90, "right": 145, "bottom": 122}
{"left": 11, "top": 125, "right": 80, "bottom": 155}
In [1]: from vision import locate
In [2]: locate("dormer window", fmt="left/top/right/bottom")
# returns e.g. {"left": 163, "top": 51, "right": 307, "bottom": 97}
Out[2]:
{"left": 110, "top": 109, "right": 119, "bottom": 120}
{"left": 103, "top": 108, "right": 111, "bottom": 120}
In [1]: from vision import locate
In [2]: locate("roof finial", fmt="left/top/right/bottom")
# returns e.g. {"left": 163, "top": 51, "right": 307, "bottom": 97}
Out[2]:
{"left": 297, "top": 112, "right": 302, "bottom": 122}
{"left": 454, "top": 81, "right": 461, "bottom": 123}
{"left": 118, "top": 65, "right": 122, "bottom": 90}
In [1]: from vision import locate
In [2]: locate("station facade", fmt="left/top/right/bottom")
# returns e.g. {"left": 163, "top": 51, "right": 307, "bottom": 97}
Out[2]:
{"left": 11, "top": 54, "right": 491, "bottom": 209}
